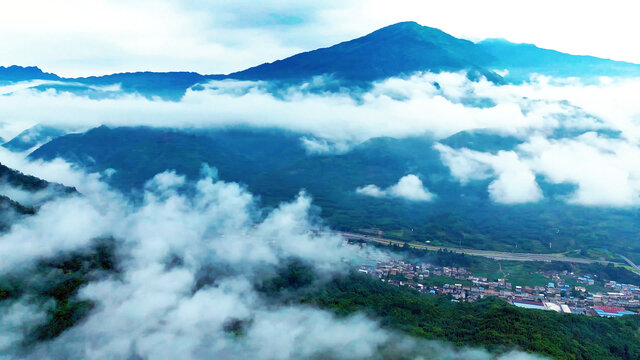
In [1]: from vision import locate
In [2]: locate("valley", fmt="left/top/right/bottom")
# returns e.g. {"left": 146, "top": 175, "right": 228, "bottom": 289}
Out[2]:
{"left": 339, "top": 231, "right": 617, "bottom": 264}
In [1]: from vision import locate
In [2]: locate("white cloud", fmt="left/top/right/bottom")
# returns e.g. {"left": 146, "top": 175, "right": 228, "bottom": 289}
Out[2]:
{"left": 520, "top": 134, "right": 640, "bottom": 206}
{"left": 144, "top": 170, "right": 186, "bottom": 194}
{"left": 487, "top": 152, "right": 543, "bottom": 204}
{"left": 357, "top": 174, "right": 434, "bottom": 201}
{"left": 388, "top": 174, "right": 434, "bottom": 201}
{"left": 0, "top": 184, "right": 59, "bottom": 207}
{"left": 0, "top": 0, "right": 353, "bottom": 77}
{"left": 436, "top": 128, "right": 640, "bottom": 206}
{"left": 300, "top": 137, "right": 350, "bottom": 155}
{"left": 355, "top": 184, "right": 387, "bottom": 198}
{"left": 3, "top": 72, "right": 640, "bottom": 208}
{"left": 0, "top": 72, "right": 560, "bottom": 143}
{"left": 0, "top": 157, "right": 548, "bottom": 359}
{"left": 1, "top": 1, "right": 640, "bottom": 76}
{"left": 4, "top": 72, "right": 640, "bottom": 208}
{"left": 437, "top": 144, "right": 542, "bottom": 204}
{"left": 0, "top": 195, "right": 110, "bottom": 273}
{"left": 244, "top": 308, "right": 387, "bottom": 360}
{"left": 0, "top": 302, "right": 46, "bottom": 351}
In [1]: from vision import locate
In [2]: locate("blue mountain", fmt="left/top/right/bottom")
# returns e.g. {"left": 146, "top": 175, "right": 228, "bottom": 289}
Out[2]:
{"left": 478, "top": 38, "right": 640, "bottom": 80}
{"left": 2, "top": 21, "right": 640, "bottom": 97}
{"left": 69, "top": 71, "right": 223, "bottom": 99}
{"left": 2, "top": 124, "right": 70, "bottom": 152}
{"left": 0, "top": 65, "right": 60, "bottom": 82}
{"left": 229, "top": 21, "right": 640, "bottom": 82}
{"left": 228, "top": 21, "right": 501, "bottom": 82}
{"left": 27, "top": 125, "right": 640, "bottom": 262}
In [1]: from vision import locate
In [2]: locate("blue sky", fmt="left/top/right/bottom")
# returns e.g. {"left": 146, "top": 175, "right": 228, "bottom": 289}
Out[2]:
{"left": 1, "top": 0, "right": 639, "bottom": 76}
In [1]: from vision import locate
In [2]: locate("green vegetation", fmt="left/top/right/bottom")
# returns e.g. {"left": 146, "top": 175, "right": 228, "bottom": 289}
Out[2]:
{"left": 0, "top": 162, "right": 74, "bottom": 193}
{"left": 0, "top": 194, "right": 34, "bottom": 213}
{"left": 0, "top": 162, "right": 76, "bottom": 231}
{"left": 28, "top": 126, "right": 640, "bottom": 263}
{"left": 418, "top": 274, "right": 473, "bottom": 288}
{"left": 260, "top": 263, "right": 640, "bottom": 360}
{"left": 35, "top": 298, "right": 94, "bottom": 341}
{"left": 367, "top": 243, "right": 640, "bottom": 288}
{"left": 0, "top": 239, "right": 117, "bottom": 343}
{"left": 474, "top": 262, "right": 551, "bottom": 288}
{"left": 537, "top": 261, "right": 640, "bottom": 286}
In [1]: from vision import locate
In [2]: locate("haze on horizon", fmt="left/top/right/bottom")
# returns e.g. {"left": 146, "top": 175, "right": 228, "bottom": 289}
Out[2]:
{"left": 2, "top": 0, "right": 640, "bottom": 77}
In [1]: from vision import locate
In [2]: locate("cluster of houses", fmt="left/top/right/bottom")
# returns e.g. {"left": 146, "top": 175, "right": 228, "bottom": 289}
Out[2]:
{"left": 356, "top": 257, "right": 640, "bottom": 317}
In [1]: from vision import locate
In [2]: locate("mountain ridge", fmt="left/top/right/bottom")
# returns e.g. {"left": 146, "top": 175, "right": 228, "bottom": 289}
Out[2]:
{"left": 227, "top": 21, "right": 499, "bottom": 81}
{"left": 2, "top": 21, "right": 640, "bottom": 97}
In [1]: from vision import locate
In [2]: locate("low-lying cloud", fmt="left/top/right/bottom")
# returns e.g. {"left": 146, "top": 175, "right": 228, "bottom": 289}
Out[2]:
{"left": 2, "top": 71, "right": 640, "bottom": 208}
{"left": 357, "top": 174, "right": 434, "bottom": 201}
{"left": 436, "top": 131, "right": 640, "bottom": 206}
{"left": 436, "top": 145, "right": 543, "bottom": 204}
{"left": 0, "top": 72, "right": 607, "bottom": 143}
{"left": 0, "top": 155, "right": 546, "bottom": 359}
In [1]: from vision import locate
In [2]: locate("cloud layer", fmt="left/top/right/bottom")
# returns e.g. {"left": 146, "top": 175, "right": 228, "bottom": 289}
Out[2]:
{"left": 0, "top": 72, "right": 614, "bottom": 142}
{"left": 3, "top": 71, "right": 640, "bottom": 208}
{"left": 357, "top": 174, "right": 434, "bottom": 201}
{"left": 0, "top": 156, "right": 547, "bottom": 359}
{"left": 436, "top": 131, "right": 640, "bottom": 206}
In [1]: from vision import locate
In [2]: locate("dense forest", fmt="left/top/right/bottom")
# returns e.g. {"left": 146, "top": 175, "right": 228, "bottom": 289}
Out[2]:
{"left": 0, "top": 239, "right": 117, "bottom": 344}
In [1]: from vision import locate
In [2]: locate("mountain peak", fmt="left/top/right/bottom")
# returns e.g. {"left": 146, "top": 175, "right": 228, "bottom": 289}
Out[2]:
{"left": 228, "top": 21, "right": 495, "bottom": 82}
{"left": 0, "top": 65, "right": 60, "bottom": 81}
{"left": 379, "top": 21, "right": 422, "bottom": 30}
{"left": 374, "top": 21, "right": 447, "bottom": 37}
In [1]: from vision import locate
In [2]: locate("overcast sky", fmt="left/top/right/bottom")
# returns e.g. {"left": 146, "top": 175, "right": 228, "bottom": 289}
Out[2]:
{"left": 1, "top": 0, "right": 639, "bottom": 77}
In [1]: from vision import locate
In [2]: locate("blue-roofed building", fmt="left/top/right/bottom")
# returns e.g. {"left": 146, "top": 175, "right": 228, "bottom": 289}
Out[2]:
{"left": 593, "top": 305, "right": 636, "bottom": 317}
{"left": 512, "top": 300, "right": 546, "bottom": 311}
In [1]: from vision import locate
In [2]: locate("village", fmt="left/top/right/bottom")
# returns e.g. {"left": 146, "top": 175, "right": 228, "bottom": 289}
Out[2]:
{"left": 356, "top": 256, "right": 640, "bottom": 317}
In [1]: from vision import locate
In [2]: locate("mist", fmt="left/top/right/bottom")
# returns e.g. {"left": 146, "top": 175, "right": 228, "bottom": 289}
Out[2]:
{"left": 2, "top": 72, "right": 640, "bottom": 209}
{"left": 0, "top": 72, "right": 615, "bottom": 142}
{"left": 0, "top": 155, "right": 548, "bottom": 359}
{"left": 357, "top": 174, "right": 434, "bottom": 201}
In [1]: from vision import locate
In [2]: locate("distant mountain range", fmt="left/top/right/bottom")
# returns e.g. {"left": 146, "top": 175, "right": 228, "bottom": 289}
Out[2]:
{"left": 231, "top": 22, "right": 640, "bottom": 82}
{"left": 24, "top": 125, "right": 640, "bottom": 262}
{"left": 3, "top": 21, "right": 640, "bottom": 261}
{"left": 0, "top": 65, "right": 60, "bottom": 82}
{"left": 2, "top": 21, "right": 640, "bottom": 99}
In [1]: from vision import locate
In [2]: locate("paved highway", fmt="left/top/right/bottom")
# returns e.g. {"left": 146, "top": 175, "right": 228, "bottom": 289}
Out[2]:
{"left": 339, "top": 231, "right": 617, "bottom": 265}
{"left": 619, "top": 254, "right": 640, "bottom": 274}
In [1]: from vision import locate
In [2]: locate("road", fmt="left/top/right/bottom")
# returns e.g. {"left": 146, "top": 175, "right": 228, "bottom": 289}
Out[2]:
{"left": 339, "top": 231, "right": 617, "bottom": 265}
{"left": 619, "top": 254, "right": 640, "bottom": 274}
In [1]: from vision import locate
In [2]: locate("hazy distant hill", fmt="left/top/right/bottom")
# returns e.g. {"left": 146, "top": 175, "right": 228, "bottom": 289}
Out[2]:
{"left": 477, "top": 38, "right": 640, "bottom": 80}
{"left": 0, "top": 65, "right": 60, "bottom": 82}
{"left": 2, "top": 124, "right": 70, "bottom": 152}
{"left": 69, "top": 71, "right": 224, "bottom": 100}
{"left": 0, "top": 162, "right": 76, "bottom": 230}
{"left": 0, "top": 162, "right": 73, "bottom": 194}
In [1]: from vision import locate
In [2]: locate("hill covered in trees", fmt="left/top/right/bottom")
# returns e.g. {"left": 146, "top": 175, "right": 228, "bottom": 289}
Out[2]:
{"left": 261, "top": 263, "right": 640, "bottom": 360}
